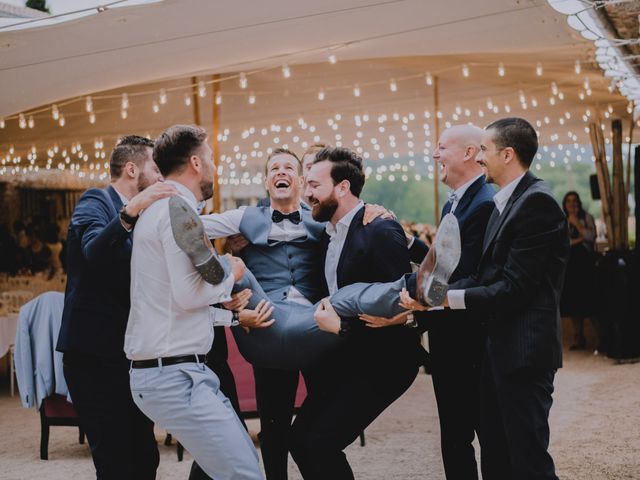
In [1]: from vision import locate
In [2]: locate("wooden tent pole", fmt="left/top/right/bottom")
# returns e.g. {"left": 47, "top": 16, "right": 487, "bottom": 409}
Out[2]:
{"left": 589, "top": 121, "right": 614, "bottom": 248}
{"left": 191, "top": 76, "right": 201, "bottom": 126}
{"left": 611, "top": 119, "right": 625, "bottom": 250}
{"left": 433, "top": 76, "right": 440, "bottom": 226}
{"left": 211, "top": 74, "right": 222, "bottom": 214}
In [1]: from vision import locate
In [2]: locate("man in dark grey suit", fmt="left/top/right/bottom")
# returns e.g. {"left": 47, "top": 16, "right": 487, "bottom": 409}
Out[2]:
{"left": 412, "top": 117, "right": 569, "bottom": 479}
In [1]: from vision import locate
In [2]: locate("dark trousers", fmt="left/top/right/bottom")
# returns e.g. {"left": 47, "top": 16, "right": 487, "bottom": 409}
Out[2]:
{"left": 429, "top": 320, "right": 485, "bottom": 480}
{"left": 290, "top": 353, "right": 418, "bottom": 480}
{"left": 189, "top": 327, "right": 246, "bottom": 480}
{"left": 478, "top": 351, "right": 558, "bottom": 480}
{"left": 63, "top": 353, "right": 159, "bottom": 480}
{"left": 254, "top": 366, "right": 300, "bottom": 480}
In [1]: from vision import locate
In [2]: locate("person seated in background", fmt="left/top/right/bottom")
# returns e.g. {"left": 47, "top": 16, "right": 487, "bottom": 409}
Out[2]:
{"left": 560, "top": 191, "right": 597, "bottom": 350}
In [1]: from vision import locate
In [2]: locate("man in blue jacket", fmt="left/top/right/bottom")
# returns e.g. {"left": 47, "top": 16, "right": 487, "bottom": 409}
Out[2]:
{"left": 57, "top": 136, "right": 176, "bottom": 480}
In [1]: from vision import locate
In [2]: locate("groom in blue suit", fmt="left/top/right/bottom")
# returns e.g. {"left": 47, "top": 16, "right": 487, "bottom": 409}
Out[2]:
{"left": 57, "top": 136, "right": 176, "bottom": 480}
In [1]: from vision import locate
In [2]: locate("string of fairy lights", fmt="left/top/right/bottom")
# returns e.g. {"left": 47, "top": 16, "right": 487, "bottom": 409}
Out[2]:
{"left": 0, "top": 55, "right": 637, "bottom": 186}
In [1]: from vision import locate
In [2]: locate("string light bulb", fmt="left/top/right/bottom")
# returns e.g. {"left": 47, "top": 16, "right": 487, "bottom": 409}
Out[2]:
{"left": 159, "top": 88, "right": 167, "bottom": 105}
{"left": 248, "top": 92, "right": 256, "bottom": 104}
{"left": 85, "top": 96, "right": 93, "bottom": 112}
{"left": 215, "top": 91, "right": 222, "bottom": 105}
{"left": 551, "top": 82, "right": 558, "bottom": 95}
{"left": 121, "top": 109, "right": 128, "bottom": 120}
{"left": 89, "top": 113, "right": 96, "bottom": 124}
{"left": 52, "top": 104, "right": 60, "bottom": 120}
{"left": 28, "top": 115, "right": 34, "bottom": 129}
{"left": 198, "top": 80, "right": 206, "bottom": 97}
{"left": 574, "top": 60, "right": 581, "bottom": 74}
{"left": 389, "top": 78, "right": 398, "bottom": 92}
{"left": 425, "top": 72, "right": 433, "bottom": 86}
{"left": 536, "top": 62, "right": 543, "bottom": 76}
{"left": 152, "top": 101, "right": 160, "bottom": 113}
{"left": 462, "top": 64, "right": 470, "bottom": 77}
{"left": 184, "top": 93, "right": 192, "bottom": 106}
{"left": 59, "top": 115, "right": 65, "bottom": 127}
{"left": 121, "top": 94, "right": 129, "bottom": 110}
{"left": 19, "top": 113, "right": 26, "bottom": 129}
{"left": 318, "top": 89, "right": 325, "bottom": 101}
{"left": 239, "top": 73, "right": 248, "bottom": 89}
{"left": 498, "top": 62, "right": 505, "bottom": 77}
{"left": 353, "top": 85, "right": 361, "bottom": 97}
{"left": 282, "top": 64, "right": 291, "bottom": 78}
{"left": 328, "top": 53, "right": 337, "bottom": 64}
{"left": 0, "top": 118, "right": 4, "bottom": 129}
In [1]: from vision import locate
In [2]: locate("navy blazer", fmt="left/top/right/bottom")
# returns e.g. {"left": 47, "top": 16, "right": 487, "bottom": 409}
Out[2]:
{"left": 322, "top": 207, "right": 419, "bottom": 363}
{"left": 57, "top": 186, "right": 133, "bottom": 360}
{"left": 451, "top": 171, "right": 570, "bottom": 375}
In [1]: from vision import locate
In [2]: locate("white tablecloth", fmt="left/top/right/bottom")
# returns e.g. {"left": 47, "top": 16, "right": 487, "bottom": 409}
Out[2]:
{"left": 0, "top": 314, "right": 19, "bottom": 358}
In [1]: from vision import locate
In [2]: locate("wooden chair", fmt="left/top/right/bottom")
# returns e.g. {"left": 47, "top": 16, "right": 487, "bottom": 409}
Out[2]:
{"left": 39, "top": 394, "right": 85, "bottom": 460}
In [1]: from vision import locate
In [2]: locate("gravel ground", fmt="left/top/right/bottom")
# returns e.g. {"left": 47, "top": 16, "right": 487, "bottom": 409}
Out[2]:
{"left": 0, "top": 349, "right": 638, "bottom": 480}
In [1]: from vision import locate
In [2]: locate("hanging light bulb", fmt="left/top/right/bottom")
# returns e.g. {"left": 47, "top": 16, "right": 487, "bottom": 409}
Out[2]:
{"left": 551, "top": 82, "right": 559, "bottom": 95}
{"left": 85, "top": 96, "right": 93, "bottom": 113}
{"left": 28, "top": 116, "right": 34, "bottom": 129}
{"left": 353, "top": 85, "right": 361, "bottom": 97}
{"left": 536, "top": 62, "right": 543, "bottom": 76}
{"left": 152, "top": 101, "right": 160, "bottom": 113}
{"left": 574, "top": 60, "right": 581, "bottom": 74}
{"left": 0, "top": 118, "right": 4, "bottom": 129}
{"left": 215, "top": 91, "right": 222, "bottom": 105}
{"left": 239, "top": 73, "right": 248, "bottom": 89}
{"left": 59, "top": 115, "right": 65, "bottom": 127}
{"left": 579, "top": 91, "right": 585, "bottom": 100}
{"left": 198, "top": 80, "right": 206, "bottom": 97}
{"left": 425, "top": 72, "right": 433, "bottom": 86}
{"left": 121, "top": 93, "right": 129, "bottom": 110}
{"left": 583, "top": 77, "right": 589, "bottom": 90}
{"left": 18, "top": 113, "right": 26, "bottom": 129}
{"left": 328, "top": 53, "right": 337, "bottom": 64}
{"left": 519, "top": 90, "right": 526, "bottom": 104}
{"left": 389, "top": 78, "right": 398, "bottom": 92}
{"left": 531, "top": 98, "right": 538, "bottom": 107}
{"left": 184, "top": 93, "right": 192, "bottom": 106}
{"left": 318, "top": 89, "right": 325, "bottom": 101}
{"left": 121, "top": 109, "right": 128, "bottom": 120}
{"left": 627, "top": 102, "right": 634, "bottom": 114}
{"left": 89, "top": 112, "right": 96, "bottom": 124}
{"left": 159, "top": 88, "right": 167, "bottom": 105}
{"left": 498, "top": 62, "right": 505, "bottom": 77}
{"left": 52, "top": 104, "right": 60, "bottom": 120}
{"left": 462, "top": 64, "right": 470, "bottom": 77}
{"left": 282, "top": 64, "right": 291, "bottom": 78}
{"left": 248, "top": 92, "right": 256, "bottom": 104}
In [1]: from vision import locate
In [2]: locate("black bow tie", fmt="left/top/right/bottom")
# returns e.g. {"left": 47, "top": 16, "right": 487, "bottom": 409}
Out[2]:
{"left": 272, "top": 210, "right": 301, "bottom": 224}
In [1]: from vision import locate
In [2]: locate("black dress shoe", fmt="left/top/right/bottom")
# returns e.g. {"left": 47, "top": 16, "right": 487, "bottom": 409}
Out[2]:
{"left": 169, "top": 196, "right": 225, "bottom": 285}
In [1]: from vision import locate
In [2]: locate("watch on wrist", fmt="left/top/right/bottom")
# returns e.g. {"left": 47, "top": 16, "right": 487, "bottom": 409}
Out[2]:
{"left": 230, "top": 311, "right": 240, "bottom": 327}
{"left": 338, "top": 320, "right": 351, "bottom": 338}
{"left": 119, "top": 205, "right": 139, "bottom": 226}
{"left": 404, "top": 312, "right": 418, "bottom": 328}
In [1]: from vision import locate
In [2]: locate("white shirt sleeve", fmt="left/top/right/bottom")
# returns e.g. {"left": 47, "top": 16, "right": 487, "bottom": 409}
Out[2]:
{"left": 200, "top": 207, "right": 246, "bottom": 239}
{"left": 447, "top": 289, "right": 466, "bottom": 310}
{"left": 159, "top": 206, "right": 234, "bottom": 311}
{"left": 210, "top": 307, "right": 234, "bottom": 327}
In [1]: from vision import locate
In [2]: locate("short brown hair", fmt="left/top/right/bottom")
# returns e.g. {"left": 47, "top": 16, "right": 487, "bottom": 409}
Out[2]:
{"left": 314, "top": 146, "right": 365, "bottom": 197}
{"left": 109, "top": 135, "right": 153, "bottom": 179}
{"left": 265, "top": 147, "right": 302, "bottom": 175}
{"left": 154, "top": 124, "right": 208, "bottom": 177}
{"left": 302, "top": 143, "right": 327, "bottom": 161}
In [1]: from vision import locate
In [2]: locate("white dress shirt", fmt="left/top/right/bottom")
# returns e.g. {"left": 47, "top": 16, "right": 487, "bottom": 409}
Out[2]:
{"left": 448, "top": 174, "right": 484, "bottom": 214}
{"left": 324, "top": 201, "right": 364, "bottom": 295}
{"left": 447, "top": 172, "right": 526, "bottom": 310}
{"left": 200, "top": 205, "right": 312, "bottom": 306}
{"left": 124, "top": 181, "right": 234, "bottom": 360}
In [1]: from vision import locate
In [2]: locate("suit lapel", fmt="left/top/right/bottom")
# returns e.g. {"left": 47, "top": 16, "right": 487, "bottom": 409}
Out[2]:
{"left": 335, "top": 206, "right": 364, "bottom": 287}
{"left": 454, "top": 175, "right": 484, "bottom": 217}
{"left": 481, "top": 171, "right": 538, "bottom": 256}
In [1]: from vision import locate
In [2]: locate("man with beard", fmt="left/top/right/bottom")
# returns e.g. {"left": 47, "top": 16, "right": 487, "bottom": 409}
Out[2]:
{"left": 57, "top": 135, "right": 176, "bottom": 479}
{"left": 124, "top": 125, "right": 262, "bottom": 479}
{"left": 289, "top": 146, "right": 423, "bottom": 479}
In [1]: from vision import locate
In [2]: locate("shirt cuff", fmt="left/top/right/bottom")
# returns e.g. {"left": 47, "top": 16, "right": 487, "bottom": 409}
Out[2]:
{"left": 210, "top": 307, "right": 233, "bottom": 327}
{"left": 407, "top": 235, "right": 415, "bottom": 249}
{"left": 447, "top": 290, "right": 466, "bottom": 310}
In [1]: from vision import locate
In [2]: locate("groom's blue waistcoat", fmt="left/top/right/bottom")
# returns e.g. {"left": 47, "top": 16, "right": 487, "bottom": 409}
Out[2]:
{"left": 238, "top": 206, "right": 327, "bottom": 304}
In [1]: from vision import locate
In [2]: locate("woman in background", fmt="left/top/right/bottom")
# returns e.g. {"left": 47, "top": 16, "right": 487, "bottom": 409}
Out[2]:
{"left": 560, "top": 191, "right": 597, "bottom": 350}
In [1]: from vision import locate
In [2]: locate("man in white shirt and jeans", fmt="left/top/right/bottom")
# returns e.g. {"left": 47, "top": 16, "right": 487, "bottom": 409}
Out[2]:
{"left": 124, "top": 124, "right": 262, "bottom": 480}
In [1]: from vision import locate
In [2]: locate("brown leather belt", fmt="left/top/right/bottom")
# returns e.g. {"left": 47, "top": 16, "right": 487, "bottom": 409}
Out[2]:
{"left": 131, "top": 354, "right": 207, "bottom": 369}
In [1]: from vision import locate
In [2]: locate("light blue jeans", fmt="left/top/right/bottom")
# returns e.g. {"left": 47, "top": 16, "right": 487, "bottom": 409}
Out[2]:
{"left": 130, "top": 361, "right": 262, "bottom": 480}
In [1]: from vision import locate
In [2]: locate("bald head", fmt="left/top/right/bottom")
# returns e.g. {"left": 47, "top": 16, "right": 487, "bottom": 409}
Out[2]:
{"left": 433, "top": 124, "right": 485, "bottom": 189}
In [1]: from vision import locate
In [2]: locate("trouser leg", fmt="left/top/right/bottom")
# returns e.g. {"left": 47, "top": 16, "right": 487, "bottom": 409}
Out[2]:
{"left": 63, "top": 355, "right": 158, "bottom": 480}
{"left": 131, "top": 363, "right": 261, "bottom": 480}
{"left": 254, "top": 366, "right": 300, "bottom": 480}
{"left": 494, "top": 365, "right": 558, "bottom": 480}
{"left": 290, "top": 360, "right": 418, "bottom": 480}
